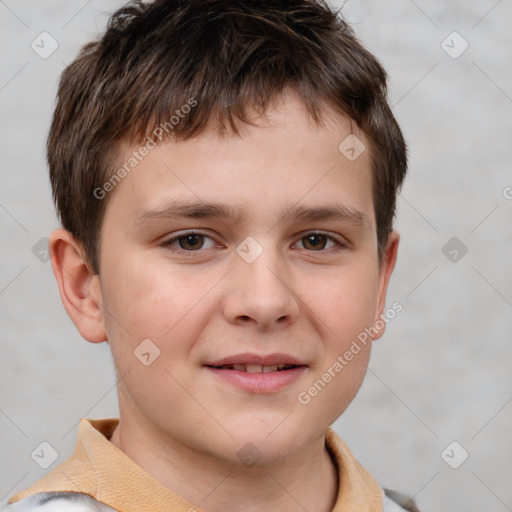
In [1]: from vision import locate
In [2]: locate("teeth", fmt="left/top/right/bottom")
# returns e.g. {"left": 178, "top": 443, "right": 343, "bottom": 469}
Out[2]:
{"left": 217, "top": 364, "right": 295, "bottom": 373}
{"left": 245, "top": 364, "right": 262, "bottom": 373}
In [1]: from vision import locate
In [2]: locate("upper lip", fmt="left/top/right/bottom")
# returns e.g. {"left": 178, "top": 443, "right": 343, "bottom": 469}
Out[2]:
{"left": 205, "top": 353, "right": 307, "bottom": 367}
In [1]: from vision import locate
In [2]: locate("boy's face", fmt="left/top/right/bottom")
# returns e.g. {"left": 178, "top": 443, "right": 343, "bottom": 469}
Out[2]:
{"left": 70, "top": 94, "right": 398, "bottom": 465}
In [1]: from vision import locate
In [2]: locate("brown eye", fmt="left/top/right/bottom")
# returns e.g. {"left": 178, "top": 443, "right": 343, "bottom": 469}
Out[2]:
{"left": 296, "top": 232, "right": 341, "bottom": 251}
{"left": 163, "top": 232, "right": 217, "bottom": 252}
{"left": 177, "top": 234, "right": 205, "bottom": 250}
{"left": 302, "top": 234, "right": 328, "bottom": 250}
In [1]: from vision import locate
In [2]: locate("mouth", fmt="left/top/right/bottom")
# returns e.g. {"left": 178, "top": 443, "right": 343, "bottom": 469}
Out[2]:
{"left": 205, "top": 363, "right": 301, "bottom": 373}
{"left": 204, "top": 353, "right": 307, "bottom": 393}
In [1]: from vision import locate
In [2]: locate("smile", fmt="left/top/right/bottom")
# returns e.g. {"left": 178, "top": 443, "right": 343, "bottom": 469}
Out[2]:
{"left": 206, "top": 363, "right": 298, "bottom": 373}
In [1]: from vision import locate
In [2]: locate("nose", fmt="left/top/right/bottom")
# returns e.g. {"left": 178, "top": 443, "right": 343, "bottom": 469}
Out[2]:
{"left": 222, "top": 244, "right": 300, "bottom": 331}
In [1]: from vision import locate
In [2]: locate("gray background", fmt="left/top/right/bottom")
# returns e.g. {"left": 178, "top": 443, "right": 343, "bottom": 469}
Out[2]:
{"left": 1, "top": 1, "right": 511, "bottom": 510}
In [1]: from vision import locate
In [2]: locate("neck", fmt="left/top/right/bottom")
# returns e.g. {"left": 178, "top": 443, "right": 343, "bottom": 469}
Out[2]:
{"left": 109, "top": 413, "right": 338, "bottom": 512}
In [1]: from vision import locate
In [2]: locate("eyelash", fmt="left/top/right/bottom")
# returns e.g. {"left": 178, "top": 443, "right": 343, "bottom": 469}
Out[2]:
{"left": 161, "top": 230, "right": 347, "bottom": 254}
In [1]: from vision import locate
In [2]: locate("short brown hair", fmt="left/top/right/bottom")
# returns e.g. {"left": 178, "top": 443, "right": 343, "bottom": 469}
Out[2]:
{"left": 48, "top": 0, "right": 407, "bottom": 274}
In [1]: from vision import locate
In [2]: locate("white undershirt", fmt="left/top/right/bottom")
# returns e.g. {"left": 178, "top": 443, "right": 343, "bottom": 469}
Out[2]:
{"left": 3, "top": 490, "right": 411, "bottom": 512}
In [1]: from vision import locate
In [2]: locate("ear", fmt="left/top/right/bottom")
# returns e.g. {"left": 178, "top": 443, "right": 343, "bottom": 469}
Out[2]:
{"left": 371, "top": 230, "right": 400, "bottom": 341}
{"left": 49, "top": 228, "right": 107, "bottom": 343}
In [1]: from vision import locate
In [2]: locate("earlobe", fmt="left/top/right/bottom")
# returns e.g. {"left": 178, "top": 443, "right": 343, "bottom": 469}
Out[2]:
{"left": 49, "top": 228, "right": 107, "bottom": 343}
{"left": 371, "top": 230, "right": 400, "bottom": 341}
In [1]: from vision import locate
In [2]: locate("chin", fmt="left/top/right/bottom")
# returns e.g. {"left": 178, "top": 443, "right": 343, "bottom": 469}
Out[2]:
{"left": 222, "top": 417, "right": 312, "bottom": 464}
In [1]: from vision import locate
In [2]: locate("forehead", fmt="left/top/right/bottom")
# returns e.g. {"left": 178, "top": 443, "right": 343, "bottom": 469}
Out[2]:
{"left": 103, "top": 94, "right": 375, "bottom": 231}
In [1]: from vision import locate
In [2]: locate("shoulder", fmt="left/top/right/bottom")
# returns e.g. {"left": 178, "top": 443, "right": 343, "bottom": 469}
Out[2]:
{"left": 2, "top": 493, "right": 118, "bottom": 512}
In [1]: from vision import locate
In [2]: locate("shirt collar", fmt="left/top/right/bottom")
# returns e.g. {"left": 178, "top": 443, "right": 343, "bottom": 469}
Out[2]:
{"left": 9, "top": 418, "right": 383, "bottom": 511}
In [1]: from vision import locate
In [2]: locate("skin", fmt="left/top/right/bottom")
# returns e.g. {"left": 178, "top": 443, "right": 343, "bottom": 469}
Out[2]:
{"left": 50, "top": 91, "right": 399, "bottom": 512}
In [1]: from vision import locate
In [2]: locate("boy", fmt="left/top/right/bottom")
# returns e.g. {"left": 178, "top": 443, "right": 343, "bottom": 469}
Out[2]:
{"left": 5, "top": 0, "right": 418, "bottom": 510}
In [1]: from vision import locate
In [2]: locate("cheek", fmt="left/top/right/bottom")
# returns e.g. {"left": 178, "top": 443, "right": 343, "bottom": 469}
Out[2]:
{"left": 312, "top": 262, "right": 379, "bottom": 339}
{"left": 103, "top": 256, "right": 200, "bottom": 333}
{"left": 301, "top": 264, "right": 378, "bottom": 418}
{"left": 99, "top": 257, "right": 209, "bottom": 418}
{"left": 100, "top": 255, "right": 219, "bottom": 369}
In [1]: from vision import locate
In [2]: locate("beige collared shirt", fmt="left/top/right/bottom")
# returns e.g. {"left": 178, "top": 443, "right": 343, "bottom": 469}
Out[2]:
{"left": 6, "top": 418, "right": 408, "bottom": 512}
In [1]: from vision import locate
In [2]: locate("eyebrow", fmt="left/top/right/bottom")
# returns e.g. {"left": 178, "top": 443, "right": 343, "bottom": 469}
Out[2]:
{"left": 134, "top": 199, "right": 370, "bottom": 229}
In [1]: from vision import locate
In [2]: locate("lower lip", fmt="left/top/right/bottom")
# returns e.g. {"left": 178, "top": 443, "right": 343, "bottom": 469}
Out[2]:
{"left": 205, "top": 366, "right": 307, "bottom": 393}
